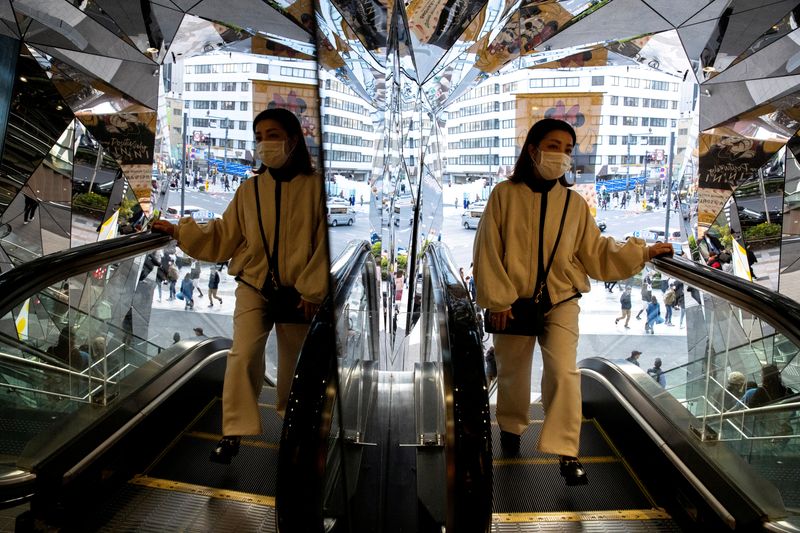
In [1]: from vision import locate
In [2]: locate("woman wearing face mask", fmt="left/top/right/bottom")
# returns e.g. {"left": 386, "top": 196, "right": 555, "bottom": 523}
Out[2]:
{"left": 152, "top": 108, "right": 329, "bottom": 464}
{"left": 472, "top": 119, "right": 672, "bottom": 485}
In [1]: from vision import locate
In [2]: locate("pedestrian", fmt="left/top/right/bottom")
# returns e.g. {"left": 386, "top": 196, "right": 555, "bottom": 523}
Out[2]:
{"left": 208, "top": 267, "right": 223, "bottom": 307}
{"left": 155, "top": 252, "right": 168, "bottom": 301}
{"left": 707, "top": 252, "right": 722, "bottom": 269}
{"left": 604, "top": 280, "right": 616, "bottom": 293}
{"left": 645, "top": 295, "right": 662, "bottom": 334}
{"left": 722, "top": 371, "right": 746, "bottom": 410}
{"left": 472, "top": 118, "right": 672, "bottom": 485}
{"left": 22, "top": 187, "right": 39, "bottom": 224}
{"left": 647, "top": 358, "right": 666, "bottom": 387}
{"left": 614, "top": 286, "right": 632, "bottom": 328}
{"left": 152, "top": 107, "right": 329, "bottom": 464}
{"left": 190, "top": 261, "right": 204, "bottom": 297}
{"left": 172, "top": 331, "right": 181, "bottom": 344}
{"left": 180, "top": 272, "right": 195, "bottom": 310}
{"left": 635, "top": 275, "right": 651, "bottom": 320}
{"left": 167, "top": 261, "right": 179, "bottom": 300}
{"left": 626, "top": 350, "right": 641, "bottom": 366}
{"left": 193, "top": 327, "right": 207, "bottom": 338}
{"left": 663, "top": 283, "right": 677, "bottom": 325}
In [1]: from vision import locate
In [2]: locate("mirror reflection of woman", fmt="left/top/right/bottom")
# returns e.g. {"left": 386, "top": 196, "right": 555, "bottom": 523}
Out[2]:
{"left": 152, "top": 108, "right": 329, "bottom": 464}
{"left": 472, "top": 119, "right": 672, "bottom": 485}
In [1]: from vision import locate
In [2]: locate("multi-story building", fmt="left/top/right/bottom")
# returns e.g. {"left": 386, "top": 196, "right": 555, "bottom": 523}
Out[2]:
{"left": 443, "top": 65, "right": 689, "bottom": 188}
{"left": 174, "top": 51, "right": 378, "bottom": 182}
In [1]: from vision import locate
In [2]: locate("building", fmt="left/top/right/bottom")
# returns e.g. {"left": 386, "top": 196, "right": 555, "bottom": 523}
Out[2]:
{"left": 443, "top": 65, "right": 688, "bottom": 189}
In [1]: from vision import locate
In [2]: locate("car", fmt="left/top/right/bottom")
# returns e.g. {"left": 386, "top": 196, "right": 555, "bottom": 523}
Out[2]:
{"left": 461, "top": 208, "right": 483, "bottom": 229}
{"left": 327, "top": 205, "right": 355, "bottom": 226}
{"left": 737, "top": 206, "right": 766, "bottom": 227}
{"left": 370, "top": 232, "right": 381, "bottom": 245}
{"left": 165, "top": 205, "right": 221, "bottom": 224}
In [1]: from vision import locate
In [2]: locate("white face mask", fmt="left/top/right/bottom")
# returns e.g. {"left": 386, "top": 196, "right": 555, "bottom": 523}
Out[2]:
{"left": 256, "top": 140, "right": 290, "bottom": 168}
{"left": 533, "top": 150, "right": 572, "bottom": 180}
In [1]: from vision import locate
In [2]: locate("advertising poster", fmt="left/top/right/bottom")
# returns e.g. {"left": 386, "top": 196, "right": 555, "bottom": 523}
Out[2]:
{"left": 696, "top": 132, "right": 783, "bottom": 237}
{"left": 77, "top": 112, "right": 156, "bottom": 214}
{"left": 515, "top": 92, "right": 603, "bottom": 185}
{"left": 252, "top": 80, "right": 321, "bottom": 160}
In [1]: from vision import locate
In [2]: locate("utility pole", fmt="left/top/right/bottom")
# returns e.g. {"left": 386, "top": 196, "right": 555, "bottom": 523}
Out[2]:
{"left": 180, "top": 111, "right": 187, "bottom": 217}
{"left": 664, "top": 131, "right": 676, "bottom": 242}
{"left": 625, "top": 134, "right": 633, "bottom": 192}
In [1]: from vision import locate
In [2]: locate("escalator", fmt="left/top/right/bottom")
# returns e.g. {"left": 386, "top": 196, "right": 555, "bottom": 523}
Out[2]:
{"left": 439, "top": 251, "right": 800, "bottom": 531}
{"left": 0, "top": 232, "right": 349, "bottom": 532}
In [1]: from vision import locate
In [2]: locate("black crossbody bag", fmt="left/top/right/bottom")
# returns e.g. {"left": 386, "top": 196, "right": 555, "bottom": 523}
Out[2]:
{"left": 254, "top": 176, "right": 309, "bottom": 324}
{"left": 484, "top": 190, "right": 571, "bottom": 336}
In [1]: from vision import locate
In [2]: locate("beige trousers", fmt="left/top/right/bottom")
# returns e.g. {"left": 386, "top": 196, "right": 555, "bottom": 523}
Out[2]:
{"left": 493, "top": 298, "right": 581, "bottom": 457}
{"left": 222, "top": 283, "right": 309, "bottom": 436}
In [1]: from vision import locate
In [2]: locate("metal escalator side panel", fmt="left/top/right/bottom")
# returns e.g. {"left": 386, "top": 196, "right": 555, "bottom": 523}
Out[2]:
{"left": 426, "top": 242, "right": 492, "bottom": 532}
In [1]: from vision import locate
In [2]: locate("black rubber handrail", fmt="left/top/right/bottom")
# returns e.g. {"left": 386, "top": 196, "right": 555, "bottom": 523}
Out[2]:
{"left": 425, "top": 242, "right": 492, "bottom": 533}
{"left": 652, "top": 255, "right": 800, "bottom": 349}
{"left": 0, "top": 232, "right": 171, "bottom": 317}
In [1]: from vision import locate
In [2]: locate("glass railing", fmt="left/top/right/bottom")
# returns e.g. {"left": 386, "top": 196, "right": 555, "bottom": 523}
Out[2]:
{"left": 631, "top": 255, "right": 800, "bottom": 516}
{"left": 0, "top": 233, "right": 204, "bottom": 481}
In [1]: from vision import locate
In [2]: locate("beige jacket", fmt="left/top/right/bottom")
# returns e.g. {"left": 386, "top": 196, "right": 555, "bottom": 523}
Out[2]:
{"left": 173, "top": 171, "right": 329, "bottom": 304}
{"left": 473, "top": 180, "right": 649, "bottom": 313}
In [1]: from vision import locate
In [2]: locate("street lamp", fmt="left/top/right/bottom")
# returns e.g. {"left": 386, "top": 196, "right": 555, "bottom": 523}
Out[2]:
{"left": 625, "top": 134, "right": 635, "bottom": 192}
{"left": 206, "top": 111, "right": 230, "bottom": 179}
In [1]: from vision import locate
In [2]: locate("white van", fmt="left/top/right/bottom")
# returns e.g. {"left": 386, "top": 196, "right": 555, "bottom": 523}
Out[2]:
{"left": 327, "top": 205, "right": 355, "bottom": 226}
{"left": 461, "top": 208, "right": 483, "bottom": 229}
{"left": 646, "top": 226, "right": 682, "bottom": 242}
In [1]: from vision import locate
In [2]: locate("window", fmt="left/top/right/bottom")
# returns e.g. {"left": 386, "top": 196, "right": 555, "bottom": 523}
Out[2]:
{"left": 592, "top": 76, "right": 604, "bottom": 86}
{"left": 280, "top": 66, "right": 316, "bottom": 79}
{"left": 625, "top": 78, "right": 640, "bottom": 88}
{"left": 671, "top": 119, "right": 677, "bottom": 127}
{"left": 594, "top": 135, "right": 602, "bottom": 145}
{"left": 239, "top": 101, "right": 248, "bottom": 111}
{"left": 221, "top": 82, "right": 237, "bottom": 91}
{"left": 678, "top": 128, "right": 688, "bottom": 135}
{"left": 502, "top": 101, "right": 516, "bottom": 111}
{"left": 609, "top": 135, "right": 617, "bottom": 145}
{"left": 220, "top": 101, "right": 236, "bottom": 111}
{"left": 238, "top": 140, "right": 247, "bottom": 149}
{"left": 609, "top": 116, "right": 618, "bottom": 125}
{"left": 501, "top": 119, "right": 513, "bottom": 128}
{"left": 502, "top": 82, "right": 518, "bottom": 92}
{"left": 223, "top": 63, "right": 236, "bottom": 73}
{"left": 648, "top": 136, "right": 667, "bottom": 145}
{"left": 591, "top": 115, "right": 603, "bottom": 125}
{"left": 239, "top": 121, "right": 248, "bottom": 130}
{"left": 256, "top": 64, "right": 269, "bottom": 74}
{"left": 649, "top": 80, "right": 669, "bottom": 91}
{"left": 185, "top": 65, "right": 191, "bottom": 74}
{"left": 623, "top": 97, "right": 638, "bottom": 106}
{"left": 608, "top": 155, "right": 616, "bottom": 164}
{"left": 587, "top": 156, "right": 601, "bottom": 164}
{"left": 241, "top": 82, "right": 250, "bottom": 91}
{"left": 194, "top": 64, "right": 217, "bottom": 74}
{"left": 192, "top": 118, "right": 210, "bottom": 128}
{"left": 184, "top": 82, "right": 191, "bottom": 92}
{"left": 501, "top": 137, "right": 514, "bottom": 147}
{"left": 671, "top": 100, "right": 678, "bottom": 109}
{"left": 611, "top": 76, "right": 620, "bottom": 86}
{"left": 610, "top": 95, "right": 618, "bottom": 105}
{"left": 650, "top": 117, "right": 667, "bottom": 127}
{"left": 241, "top": 63, "right": 251, "bottom": 73}
{"left": 622, "top": 116, "right": 638, "bottom": 126}
{"left": 642, "top": 117, "right": 649, "bottom": 126}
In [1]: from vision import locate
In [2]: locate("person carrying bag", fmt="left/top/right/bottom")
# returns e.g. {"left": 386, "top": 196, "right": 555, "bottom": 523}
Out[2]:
{"left": 472, "top": 118, "right": 673, "bottom": 486}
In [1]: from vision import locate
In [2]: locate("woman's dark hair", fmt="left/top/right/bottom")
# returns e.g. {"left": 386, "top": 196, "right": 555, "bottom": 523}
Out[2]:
{"left": 253, "top": 107, "right": 313, "bottom": 175}
{"left": 510, "top": 118, "right": 577, "bottom": 186}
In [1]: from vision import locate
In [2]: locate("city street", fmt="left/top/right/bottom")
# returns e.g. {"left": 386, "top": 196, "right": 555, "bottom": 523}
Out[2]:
{"left": 155, "top": 185, "right": 698, "bottom": 373}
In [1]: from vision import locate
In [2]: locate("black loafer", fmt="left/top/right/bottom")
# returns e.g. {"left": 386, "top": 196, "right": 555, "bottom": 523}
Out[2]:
{"left": 210, "top": 436, "right": 240, "bottom": 464}
{"left": 559, "top": 456, "right": 588, "bottom": 485}
{"left": 500, "top": 431, "right": 520, "bottom": 456}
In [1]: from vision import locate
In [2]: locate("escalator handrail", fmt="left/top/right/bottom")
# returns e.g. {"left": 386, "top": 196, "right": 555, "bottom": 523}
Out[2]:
{"left": 425, "top": 241, "right": 492, "bottom": 532}
{"left": 652, "top": 255, "right": 800, "bottom": 349}
{"left": 0, "top": 232, "right": 172, "bottom": 318}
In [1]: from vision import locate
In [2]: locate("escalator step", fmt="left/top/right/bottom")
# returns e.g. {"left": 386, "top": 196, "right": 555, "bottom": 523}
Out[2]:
{"left": 145, "top": 433, "right": 279, "bottom": 497}
{"left": 258, "top": 386, "right": 277, "bottom": 405}
{"left": 492, "top": 461, "right": 651, "bottom": 513}
{"left": 491, "top": 421, "right": 614, "bottom": 459}
{"left": 189, "top": 395, "right": 283, "bottom": 445}
{"left": 489, "top": 516, "right": 681, "bottom": 531}
{"left": 73, "top": 482, "right": 276, "bottom": 532}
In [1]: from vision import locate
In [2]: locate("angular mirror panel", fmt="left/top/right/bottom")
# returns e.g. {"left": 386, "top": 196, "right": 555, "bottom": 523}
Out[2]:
{"left": 91, "top": 1, "right": 168, "bottom": 56}
{"left": 724, "top": 10, "right": 800, "bottom": 72}
{"left": 189, "top": 0, "right": 313, "bottom": 46}
{"left": 706, "top": 28, "right": 800, "bottom": 85}
{"left": 0, "top": 34, "right": 19, "bottom": 156}
{"left": 0, "top": 190, "right": 43, "bottom": 265}
{"left": 14, "top": 0, "right": 151, "bottom": 64}
{"left": 699, "top": 75, "right": 800, "bottom": 132}
{"left": 73, "top": 0, "right": 141, "bottom": 52}
{"left": 781, "top": 137, "right": 800, "bottom": 300}
{"left": 0, "top": 47, "right": 73, "bottom": 217}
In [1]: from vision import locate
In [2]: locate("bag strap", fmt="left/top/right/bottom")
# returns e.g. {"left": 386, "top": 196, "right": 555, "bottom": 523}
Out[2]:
{"left": 534, "top": 189, "right": 571, "bottom": 303}
{"left": 254, "top": 176, "right": 280, "bottom": 288}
